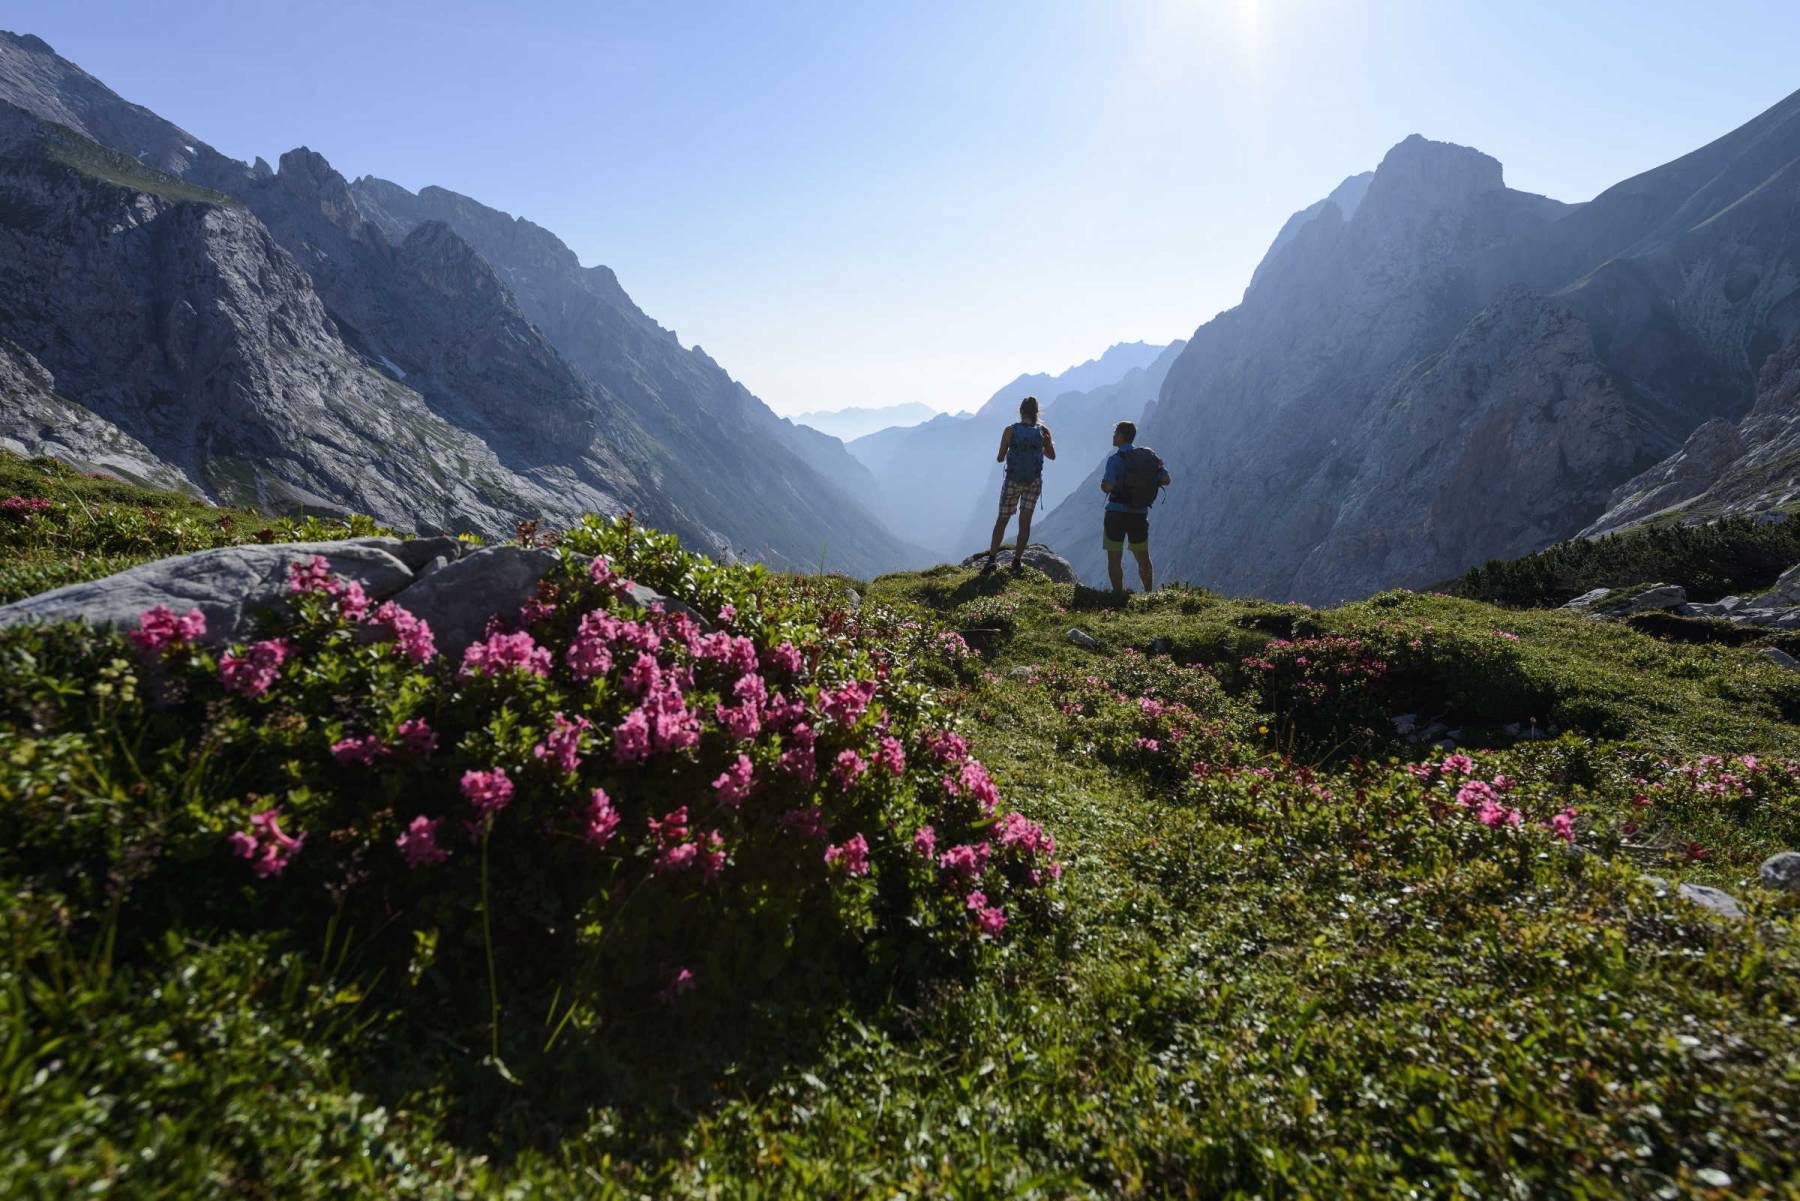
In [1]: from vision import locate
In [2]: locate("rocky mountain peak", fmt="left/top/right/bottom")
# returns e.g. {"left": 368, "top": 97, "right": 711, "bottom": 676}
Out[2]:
{"left": 272, "top": 146, "right": 365, "bottom": 235}
{"left": 1, "top": 32, "right": 54, "bottom": 55}
{"left": 1361, "top": 134, "right": 1505, "bottom": 221}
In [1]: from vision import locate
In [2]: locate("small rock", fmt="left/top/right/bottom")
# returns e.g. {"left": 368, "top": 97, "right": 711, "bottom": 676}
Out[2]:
{"left": 416, "top": 555, "right": 449, "bottom": 580}
{"left": 1766, "top": 561, "right": 1800, "bottom": 606}
{"left": 1759, "top": 850, "right": 1800, "bottom": 892}
{"left": 1150, "top": 636, "right": 1172, "bottom": 655}
{"left": 959, "top": 544, "right": 1078, "bottom": 584}
{"left": 1422, "top": 721, "right": 1449, "bottom": 739}
{"left": 1717, "top": 595, "right": 1745, "bottom": 614}
{"left": 1392, "top": 713, "right": 1418, "bottom": 736}
{"left": 618, "top": 581, "right": 711, "bottom": 631}
{"left": 1560, "top": 587, "right": 1612, "bottom": 613}
{"left": 1619, "top": 584, "right": 1686, "bottom": 615}
{"left": 1008, "top": 666, "right": 1035, "bottom": 679}
{"left": 1695, "top": 1168, "right": 1733, "bottom": 1190}
{"left": 1677, "top": 882, "right": 1746, "bottom": 920}
{"left": 1066, "top": 627, "right": 1099, "bottom": 650}
{"left": 1502, "top": 722, "right": 1521, "bottom": 735}
{"left": 1758, "top": 647, "right": 1800, "bottom": 672}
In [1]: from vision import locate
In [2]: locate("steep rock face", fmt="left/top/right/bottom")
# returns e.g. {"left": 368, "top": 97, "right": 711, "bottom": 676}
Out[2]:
{"left": 0, "top": 335, "right": 191, "bottom": 490}
{"left": 1039, "top": 94, "right": 1800, "bottom": 601}
{"left": 1583, "top": 330, "right": 1800, "bottom": 533}
{"left": 0, "top": 102, "right": 634, "bottom": 532}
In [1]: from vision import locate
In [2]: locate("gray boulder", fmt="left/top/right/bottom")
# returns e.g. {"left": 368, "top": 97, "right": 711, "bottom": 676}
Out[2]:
{"left": 1677, "top": 882, "right": 1747, "bottom": 921}
{"left": 0, "top": 539, "right": 416, "bottom": 646}
{"left": 1618, "top": 584, "right": 1687, "bottom": 615}
{"left": 1066, "top": 628, "right": 1100, "bottom": 650}
{"left": 1758, "top": 647, "right": 1800, "bottom": 672}
{"left": 960, "top": 544, "right": 1078, "bottom": 584}
{"left": 1759, "top": 851, "right": 1800, "bottom": 892}
{"left": 389, "top": 546, "right": 561, "bottom": 657}
{"left": 1560, "top": 588, "right": 1612, "bottom": 613}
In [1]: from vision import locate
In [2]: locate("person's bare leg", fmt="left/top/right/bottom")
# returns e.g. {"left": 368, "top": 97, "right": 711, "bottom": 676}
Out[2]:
{"left": 1107, "top": 547, "right": 1125, "bottom": 592}
{"left": 1133, "top": 545, "right": 1154, "bottom": 593}
{"left": 1013, "top": 506, "right": 1033, "bottom": 568}
{"left": 986, "top": 511, "right": 1009, "bottom": 565}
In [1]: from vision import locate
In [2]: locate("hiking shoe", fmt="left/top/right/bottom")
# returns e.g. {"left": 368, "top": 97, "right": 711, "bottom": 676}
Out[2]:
{"left": 979, "top": 556, "right": 997, "bottom": 576}
{"left": 1009, "top": 559, "right": 1025, "bottom": 575}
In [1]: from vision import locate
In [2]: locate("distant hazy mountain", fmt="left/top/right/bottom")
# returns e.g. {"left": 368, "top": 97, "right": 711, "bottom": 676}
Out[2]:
{"left": 0, "top": 31, "right": 920, "bottom": 576}
{"left": 791, "top": 402, "right": 936, "bottom": 442}
{"left": 1037, "top": 90, "right": 1800, "bottom": 600}
{"left": 845, "top": 342, "right": 1170, "bottom": 557}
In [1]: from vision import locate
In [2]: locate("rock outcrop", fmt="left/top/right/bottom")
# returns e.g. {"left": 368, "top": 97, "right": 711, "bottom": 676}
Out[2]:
{"left": 957, "top": 544, "right": 1078, "bottom": 583}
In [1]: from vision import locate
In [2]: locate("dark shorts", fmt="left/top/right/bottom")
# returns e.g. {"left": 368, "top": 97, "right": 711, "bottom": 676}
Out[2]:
{"left": 1102, "top": 509, "right": 1149, "bottom": 551}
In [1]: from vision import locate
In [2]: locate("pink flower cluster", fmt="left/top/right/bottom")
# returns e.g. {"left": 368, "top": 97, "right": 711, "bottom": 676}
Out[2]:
{"left": 220, "top": 638, "right": 289, "bottom": 696}
{"left": 288, "top": 555, "right": 369, "bottom": 620}
{"left": 395, "top": 815, "right": 449, "bottom": 868}
{"left": 824, "top": 832, "right": 870, "bottom": 876}
{"left": 228, "top": 807, "right": 304, "bottom": 878}
{"left": 533, "top": 712, "right": 592, "bottom": 776}
{"left": 372, "top": 601, "right": 437, "bottom": 663}
{"left": 461, "top": 768, "right": 514, "bottom": 817}
{"left": 2, "top": 495, "right": 53, "bottom": 517}
{"left": 129, "top": 605, "right": 206, "bottom": 653}
{"left": 462, "top": 630, "right": 552, "bottom": 678}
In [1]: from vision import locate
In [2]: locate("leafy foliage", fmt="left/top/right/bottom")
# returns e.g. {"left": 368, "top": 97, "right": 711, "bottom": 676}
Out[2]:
{"left": 1448, "top": 513, "right": 1800, "bottom": 607}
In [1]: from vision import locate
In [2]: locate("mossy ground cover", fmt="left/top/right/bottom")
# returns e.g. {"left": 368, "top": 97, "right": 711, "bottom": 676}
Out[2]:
{"left": 2, "top": 463, "right": 1798, "bottom": 1197}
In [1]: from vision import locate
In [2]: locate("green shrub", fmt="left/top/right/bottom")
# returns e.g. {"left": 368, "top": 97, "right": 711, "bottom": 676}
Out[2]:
{"left": 1448, "top": 514, "right": 1800, "bottom": 607}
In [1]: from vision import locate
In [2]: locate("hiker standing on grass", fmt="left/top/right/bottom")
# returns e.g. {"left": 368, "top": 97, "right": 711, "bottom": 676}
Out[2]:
{"left": 1099, "top": 420, "right": 1169, "bottom": 593}
{"left": 982, "top": 396, "right": 1056, "bottom": 574}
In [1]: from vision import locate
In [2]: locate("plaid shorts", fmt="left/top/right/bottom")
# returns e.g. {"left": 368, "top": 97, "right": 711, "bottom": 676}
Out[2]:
{"left": 997, "top": 476, "right": 1042, "bottom": 519}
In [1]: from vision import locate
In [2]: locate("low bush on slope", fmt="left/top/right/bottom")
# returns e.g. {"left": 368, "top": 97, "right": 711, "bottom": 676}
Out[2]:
{"left": 1448, "top": 512, "right": 1800, "bottom": 608}
{"left": 2, "top": 470, "right": 1798, "bottom": 1197}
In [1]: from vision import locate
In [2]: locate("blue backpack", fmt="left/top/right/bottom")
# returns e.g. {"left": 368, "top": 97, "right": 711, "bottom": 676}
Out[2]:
{"left": 1005, "top": 422, "right": 1045, "bottom": 483}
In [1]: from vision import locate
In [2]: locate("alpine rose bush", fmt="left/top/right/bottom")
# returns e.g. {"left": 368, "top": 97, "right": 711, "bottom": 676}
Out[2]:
{"left": 78, "top": 515, "right": 1062, "bottom": 1068}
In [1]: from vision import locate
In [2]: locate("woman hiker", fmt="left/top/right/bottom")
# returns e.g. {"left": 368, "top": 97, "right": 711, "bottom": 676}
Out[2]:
{"left": 982, "top": 395, "right": 1056, "bottom": 574}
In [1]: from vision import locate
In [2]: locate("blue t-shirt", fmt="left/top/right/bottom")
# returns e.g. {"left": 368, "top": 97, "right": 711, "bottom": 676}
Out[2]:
{"left": 1103, "top": 444, "right": 1149, "bottom": 514}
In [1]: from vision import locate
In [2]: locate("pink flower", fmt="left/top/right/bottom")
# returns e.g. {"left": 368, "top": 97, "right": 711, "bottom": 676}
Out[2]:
{"left": 912, "top": 825, "right": 937, "bottom": 859}
{"left": 129, "top": 605, "right": 206, "bottom": 653}
{"left": 733, "top": 673, "right": 769, "bottom": 707}
{"left": 623, "top": 652, "right": 662, "bottom": 697}
{"left": 1474, "top": 798, "right": 1521, "bottom": 829}
{"left": 566, "top": 610, "right": 617, "bottom": 679}
{"left": 461, "top": 630, "right": 552, "bottom": 678}
{"left": 764, "top": 641, "right": 804, "bottom": 678}
{"left": 230, "top": 807, "right": 303, "bottom": 878}
{"left": 1492, "top": 629, "right": 1521, "bottom": 642}
{"left": 832, "top": 748, "right": 868, "bottom": 788}
{"left": 821, "top": 679, "right": 879, "bottom": 724}
{"left": 613, "top": 708, "right": 651, "bottom": 764}
{"left": 1136, "top": 738, "right": 1161, "bottom": 753}
{"left": 655, "top": 841, "right": 698, "bottom": 874}
{"left": 532, "top": 712, "right": 592, "bottom": 777}
{"left": 824, "top": 833, "right": 871, "bottom": 877}
{"left": 925, "top": 730, "right": 970, "bottom": 765}
{"left": 395, "top": 815, "right": 449, "bottom": 868}
{"left": 965, "top": 890, "right": 987, "bottom": 910}
{"left": 659, "top": 966, "right": 696, "bottom": 1005}
{"left": 371, "top": 601, "right": 437, "bottom": 663}
{"left": 397, "top": 717, "right": 438, "bottom": 756}
{"left": 946, "top": 759, "right": 1001, "bottom": 816}
{"left": 1453, "top": 779, "right": 1495, "bottom": 808}
{"left": 976, "top": 905, "right": 1007, "bottom": 937}
{"left": 938, "top": 841, "right": 990, "bottom": 883}
{"left": 519, "top": 597, "right": 556, "bottom": 626}
{"left": 995, "top": 811, "right": 1055, "bottom": 858}
{"left": 1441, "top": 754, "right": 1475, "bottom": 776}
{"left": 220, "top": 637, "right": 289, "bottom": 697}
{"left": 716, "top": 701, "right": 762, "bottom": 741}
{"left": 713, "top": 754, "right": 755, "bottom": 805}
{"left": 461, "top": 768, "right": 514, "bottom": 817}
{"left": 648, "top": 806, "right": 690, "bottom": 845}
{"left": 286, "top": 556, "right": 369, "bottom": 620}
{"left": 331, "top": 734, "right": 384, "bottom": 766}
{"left": 1548, "top": 808, "right": 1576, "bottom": 843}
{"left": 718, "top": 603, "right": 737, "bottom": 622}
{"left": 874, "top": 737, "right": 906, "bottom": 776}
{"left": 583, "top": 788, "right": 621, "bottom": 847}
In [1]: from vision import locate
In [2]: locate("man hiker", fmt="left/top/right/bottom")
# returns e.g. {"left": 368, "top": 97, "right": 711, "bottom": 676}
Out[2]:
{"left": 1099, "top": 420, "right": 1170, "bottom": 593}
{"left": 982, "top": 396, "right": 1056, "bottom": 574}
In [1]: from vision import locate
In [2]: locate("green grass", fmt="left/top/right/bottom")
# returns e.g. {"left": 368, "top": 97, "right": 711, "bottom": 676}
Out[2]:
{"left": 38, "top": 120, "right": 238, "bottom": 208}
{"left": 2, "top": 464, "right": 1798, "bottom": 1197}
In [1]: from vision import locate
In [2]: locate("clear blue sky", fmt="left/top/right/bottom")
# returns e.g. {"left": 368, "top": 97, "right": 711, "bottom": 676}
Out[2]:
{"left": 12, "top": 0, "right": 1799, "bottom": 415}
